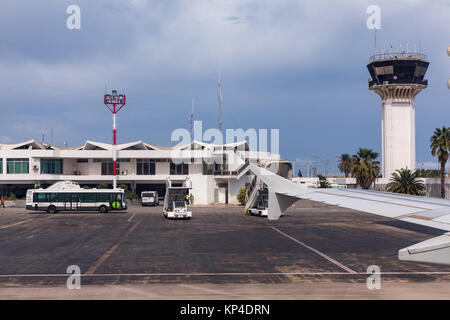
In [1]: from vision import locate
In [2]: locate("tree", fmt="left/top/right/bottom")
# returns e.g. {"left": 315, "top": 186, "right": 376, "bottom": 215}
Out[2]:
{"left": 416, "top": 169, "right": 440, "bottom": 178}
{"left": 237, "top": 185, "right": 249, "bottom": 205}
{"left": 338, "top": 154, "right": 352, "bottom": 177}
{"left": 430, "top": 126, "right": 450, "bottom": 198}
{"left": 317, "top": 174, "right": 330, "bottom": 188}
{"left": 350, "top": 148, "right": 380, "bottom": 189}
{"left": 297, "top": 169, "right": 303, "bottom": 177}
{"left": 387, "top": 168, "right": 425, "bottom": 196}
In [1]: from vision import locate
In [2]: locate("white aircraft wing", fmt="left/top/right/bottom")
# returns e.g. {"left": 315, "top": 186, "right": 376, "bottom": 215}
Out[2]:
{"left": 246, "top": 164, "right": 450, "bottom": 266}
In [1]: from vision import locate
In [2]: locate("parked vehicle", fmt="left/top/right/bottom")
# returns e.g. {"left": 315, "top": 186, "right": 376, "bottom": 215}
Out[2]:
{"left": 163, "top": 177, "right": 192, "bottom": 219}
{"left": 26, "top": 181, "right": 127, "bottom": 214}
{"left": 141, "top": 191, "right": 159, "bottom": 206}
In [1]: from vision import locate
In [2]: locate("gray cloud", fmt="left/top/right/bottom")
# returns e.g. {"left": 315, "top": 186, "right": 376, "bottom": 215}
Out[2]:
{"left": 0, "top": 0, "right": 448, "bottom": 162}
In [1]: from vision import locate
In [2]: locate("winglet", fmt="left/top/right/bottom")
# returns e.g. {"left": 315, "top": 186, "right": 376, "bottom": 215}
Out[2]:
{"left": 268, "top": 191, "right": 298, "bottom": 220}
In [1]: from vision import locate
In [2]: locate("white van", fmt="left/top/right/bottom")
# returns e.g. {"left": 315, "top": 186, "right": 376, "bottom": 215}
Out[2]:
{"left": 141, "top": 191, "right": 159, "bottom": 206}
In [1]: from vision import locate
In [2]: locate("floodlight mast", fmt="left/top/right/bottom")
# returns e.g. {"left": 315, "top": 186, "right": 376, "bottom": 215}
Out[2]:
{"left": 104, "top": 90, "right": 126, "bottom": 189}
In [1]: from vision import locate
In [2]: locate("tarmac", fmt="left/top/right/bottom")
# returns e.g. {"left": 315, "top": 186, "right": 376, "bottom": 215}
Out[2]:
{"left": 0, "top": 201, "right": 450, "bottom": 299}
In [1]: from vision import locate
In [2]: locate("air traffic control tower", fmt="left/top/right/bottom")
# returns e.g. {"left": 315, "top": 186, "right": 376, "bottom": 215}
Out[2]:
{"left": 367, "top": 52, "right": 429, "bottom": 178}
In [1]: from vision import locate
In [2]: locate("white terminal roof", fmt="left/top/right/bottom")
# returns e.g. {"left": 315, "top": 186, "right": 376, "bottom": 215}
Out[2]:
{"left": 0, "top": 139, "right": 251, "bottom": 152}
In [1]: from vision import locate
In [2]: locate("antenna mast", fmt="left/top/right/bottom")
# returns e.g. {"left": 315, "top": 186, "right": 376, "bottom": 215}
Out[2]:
{"left": 374, "top": 29, "right": 377, "bottom": 57}
{"left": 190, "top": 98, "right": 194, "bottom": 144}
{"left": 218, "top": 71, "right": 223, "bottom": 135}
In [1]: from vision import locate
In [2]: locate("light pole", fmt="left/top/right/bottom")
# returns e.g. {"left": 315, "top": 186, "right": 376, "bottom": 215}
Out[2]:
{"left": 292, "top": 159, "right": 296, "bottom": 178}
{"left": 312, "top": 155, "right": 330, "bottom": 176}
{"left": 104, "top": 90, "right": 126, "bottom": 189}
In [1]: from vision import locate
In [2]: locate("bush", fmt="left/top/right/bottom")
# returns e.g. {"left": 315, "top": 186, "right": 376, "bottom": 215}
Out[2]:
{"left": 118, "top": 184, "right": 129, "bottom": 191}
{"left": 97, "top": 183, "right": 109, "bottom": 189}
{"left": 125, "top": 191, "right": 139, "bottom": 200}
{"left": 237, "top": 186, "right": 249, "bottom": 205}
{"left": 6, "top": 192, "right": 17, "bottom": 200}
{"left": 318, "top": 175, "right": 330, "bottom": 188}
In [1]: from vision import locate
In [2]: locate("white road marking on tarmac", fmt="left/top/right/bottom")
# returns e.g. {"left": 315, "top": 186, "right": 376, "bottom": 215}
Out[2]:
{"left": 0, "top": 219, "right": 34, "bottom": 230}
{"left": 85, "top": 221, "right": 141, "bottom": 275}
{"left": 127, "top": 213, "right": 136, "bottom": 222}
{"left": 271, "top": 226, "right": 357, "bottom": 274}
{"left": 1, "top": 271, "right": 450, "bottom": 277}
{"left": 178, "top": 284, "right": 235, "bottom": 297}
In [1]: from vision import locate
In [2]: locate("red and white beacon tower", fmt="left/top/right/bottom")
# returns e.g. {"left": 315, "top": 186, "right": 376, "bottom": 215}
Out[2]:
{"left": 104, "top": 90, "right": 126, "bottom": 189}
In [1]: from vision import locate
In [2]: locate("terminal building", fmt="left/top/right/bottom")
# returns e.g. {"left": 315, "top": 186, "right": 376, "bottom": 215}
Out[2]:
{"left": 0, "top": 139, "right": 285, "bottom": 204}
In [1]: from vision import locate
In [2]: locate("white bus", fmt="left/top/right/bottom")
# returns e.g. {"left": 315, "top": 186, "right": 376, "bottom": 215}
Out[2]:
{"left": 26, "top": 181, "right": 127, "bottom": 214}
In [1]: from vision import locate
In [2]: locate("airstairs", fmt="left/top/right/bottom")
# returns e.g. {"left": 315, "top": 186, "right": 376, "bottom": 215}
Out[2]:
{"left": 245, "top": 175, "right": 269, "bottom": 216}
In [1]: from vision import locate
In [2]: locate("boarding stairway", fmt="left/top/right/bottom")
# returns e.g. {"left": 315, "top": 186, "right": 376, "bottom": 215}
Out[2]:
{"left": 245, "top": 175, "right": 269, "bottom": 215}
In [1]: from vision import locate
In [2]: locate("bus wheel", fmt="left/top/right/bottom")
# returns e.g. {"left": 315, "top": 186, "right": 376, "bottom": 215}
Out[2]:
{"left": 99, "top": 205, "right": 108, "bottom": 214}
{"left": 48, "top": 205, "right": 56, "bottom": 214}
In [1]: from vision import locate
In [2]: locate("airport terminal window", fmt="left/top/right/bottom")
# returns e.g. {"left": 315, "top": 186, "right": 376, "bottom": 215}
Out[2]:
{"left": 202, "top": 161, "right": 214, "bottom": 175}
{"left": 170, "top": 162, "right": 189, "bottom": 175}
{"left": 0, "top": 159, "right": 2, "bottom": 174}
{"left": 7, "top": 158, "right": 29, "bottom": 174}
{"left": 101, "top": 160, "right": 119, "bottom": 175}
{"left": 76, "top": 159, "right": 88, "bottom": 163}
{"left": 137, "top": 159, "right": 155, "bottom": 175}
{"left": 41, "top": 159, "right": 63, "bottom": 174}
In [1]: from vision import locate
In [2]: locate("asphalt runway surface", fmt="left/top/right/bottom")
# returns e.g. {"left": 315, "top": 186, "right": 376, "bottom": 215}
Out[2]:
{"left": 1, "top": 201, "right": 450, "bottom": 299}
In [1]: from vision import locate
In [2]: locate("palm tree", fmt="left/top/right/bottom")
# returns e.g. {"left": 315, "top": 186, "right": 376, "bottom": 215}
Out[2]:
{"left": 387, "top": 168, "right": 425, "bottom": 195}
{"left": 430, "top": 126, "right": 450, "bottom": 198}
{"left": 338, "top": 154, "right": 352, "bottom": 177}
{"left": 350, "top": 148, "right": 380, "bottom": 189}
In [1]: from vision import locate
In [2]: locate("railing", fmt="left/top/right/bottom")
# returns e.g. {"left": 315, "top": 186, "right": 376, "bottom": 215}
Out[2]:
{"left": 245, "top": 175, "right": 258, "bottom": 203}
{"left": 369, "top": 52, "right": 427, "bottom": 62}
{"left": 213, "top": 160, "right": 249, "bottom": 176}
{"left": 369, "top": 78, "right": 428, "bottom": 88}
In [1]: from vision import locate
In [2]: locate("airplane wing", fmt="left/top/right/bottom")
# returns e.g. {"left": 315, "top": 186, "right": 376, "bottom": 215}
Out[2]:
{"left": 245, "top": 164, "right": 450, "bottom": 266}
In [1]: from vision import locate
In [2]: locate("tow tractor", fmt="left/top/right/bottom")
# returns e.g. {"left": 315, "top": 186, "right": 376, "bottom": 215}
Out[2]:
{"left": 163, "top": 177, "right": 192, "bottom": 219}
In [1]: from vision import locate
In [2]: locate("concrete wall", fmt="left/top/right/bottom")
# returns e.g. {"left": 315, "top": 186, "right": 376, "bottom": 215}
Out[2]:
{"left": 228, "top": 176, "right": 252, "bottom": 205}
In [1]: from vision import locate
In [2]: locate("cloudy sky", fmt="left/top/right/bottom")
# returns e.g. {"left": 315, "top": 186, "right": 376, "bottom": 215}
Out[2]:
{"left": 0, "top": 0, "right": 449, "bottom": 173}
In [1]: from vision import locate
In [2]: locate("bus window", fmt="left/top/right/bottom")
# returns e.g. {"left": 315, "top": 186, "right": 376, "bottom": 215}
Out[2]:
{"left": 97, "top": 193, "right": 110, "bottom": 203}
{"left": 67, "top": 193, "right": 78, "bottom": 203}
{"left": 48, "top": 193, "right": 59, "bottom": 202}
{"left": 58, "top": 193, "right": 66, "bottom": 202}
{"left": 34, "top": 193, "right": 48, "bottom": 202}
{"left": 78, "top": 193, "right": 97, "bottom": 203}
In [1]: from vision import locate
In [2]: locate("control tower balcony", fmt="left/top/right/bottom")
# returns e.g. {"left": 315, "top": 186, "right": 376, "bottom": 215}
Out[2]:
{"left": 367, "top": 52, "right": 429, "bottom": 88}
